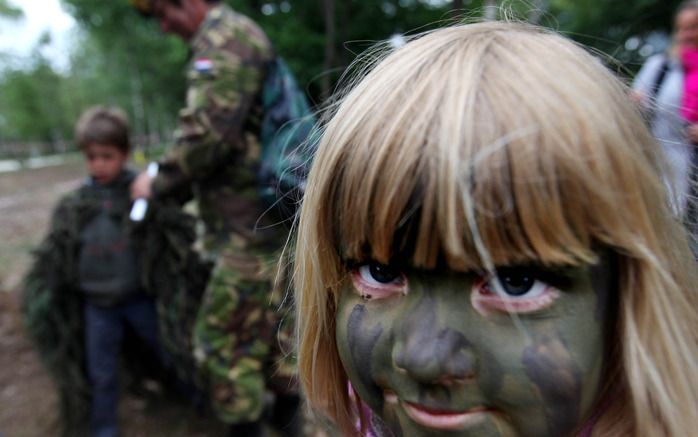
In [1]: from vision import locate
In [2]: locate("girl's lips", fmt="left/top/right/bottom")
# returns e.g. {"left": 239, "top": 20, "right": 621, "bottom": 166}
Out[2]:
{"left": 402, "top": 401, "right": 489, "bottom": 430}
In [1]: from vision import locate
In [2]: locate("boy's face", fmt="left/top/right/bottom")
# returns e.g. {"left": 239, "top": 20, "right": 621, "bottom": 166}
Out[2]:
{"left": 335, "top": 257, "right": 614, "bottom": 437}
{"left": 84, "top": 143, "right": 127, "bottom": 185}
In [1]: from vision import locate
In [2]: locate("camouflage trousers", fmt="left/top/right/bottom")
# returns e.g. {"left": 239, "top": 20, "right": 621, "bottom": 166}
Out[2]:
{"left": 192, "top": 237, "right": 296, "bottom": 424}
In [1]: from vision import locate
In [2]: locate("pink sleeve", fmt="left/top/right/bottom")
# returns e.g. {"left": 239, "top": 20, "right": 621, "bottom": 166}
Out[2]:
{"left": 680, "top": 48, "right": 698, "bottom": 122}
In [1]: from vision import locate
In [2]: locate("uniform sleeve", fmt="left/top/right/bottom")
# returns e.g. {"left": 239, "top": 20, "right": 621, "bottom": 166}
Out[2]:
{"left": 152, "top": 39, "right": 270, "bottom": 198}
{"left": 632, "top": 54, "right": 668, "bottom": 100}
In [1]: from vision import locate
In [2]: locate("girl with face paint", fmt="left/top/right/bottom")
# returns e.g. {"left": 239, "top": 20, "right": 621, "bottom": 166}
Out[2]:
{"left": 294, "top": 22, "right": 698, "bottom": 437}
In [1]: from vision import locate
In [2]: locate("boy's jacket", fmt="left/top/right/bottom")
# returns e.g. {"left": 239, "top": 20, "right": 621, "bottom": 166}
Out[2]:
{"left": 21, "top": 173, "right": 211, "bottom": 437}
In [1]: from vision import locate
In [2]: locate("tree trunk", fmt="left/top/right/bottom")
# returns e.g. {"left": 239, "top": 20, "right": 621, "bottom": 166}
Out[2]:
{"left": 484, "top": 0, "right": 499, "bottom": 20}
{"left": 321, "top": 0, "right": 336, "bottom": 102}
{"left": 453, "top": 0, "right": 463, "bottom": 12}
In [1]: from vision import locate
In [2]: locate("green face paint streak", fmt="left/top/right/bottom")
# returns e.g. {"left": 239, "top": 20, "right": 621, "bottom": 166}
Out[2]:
{"left": 345, "top": 304, "right": 385, "bottom": 407}
{"left": 522, "top": 332, "right": 583, "bottom": 435}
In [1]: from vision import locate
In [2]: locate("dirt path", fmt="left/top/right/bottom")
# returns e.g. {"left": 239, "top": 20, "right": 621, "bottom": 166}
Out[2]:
{"left": 0, "top": 160, "right": 84, "bottom": 293}
{"left": 0, "top": 160, "right": 81, "bottom": 437}
{"left": 0, "top": 161, "right": 228, "bottom": 437}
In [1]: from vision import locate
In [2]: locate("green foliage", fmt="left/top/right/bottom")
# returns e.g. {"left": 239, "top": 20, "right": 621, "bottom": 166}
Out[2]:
{"left": 62, "top": 0, "right": 188, "bottom": 146}
{"left": 0, "top": 57, "right": 70, "bottom": 144}
{"left": 234, "top": 0, "right": 464, "bottom": 102}
{"left": 0, "top": 0, "right": 22, "bottom": 19}
{"left": 546, "top": 0, "right": 682, "bottom": 70}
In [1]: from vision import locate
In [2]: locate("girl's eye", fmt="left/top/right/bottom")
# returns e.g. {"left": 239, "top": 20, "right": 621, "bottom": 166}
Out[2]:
{"left": 350, "top": 262, "right": 407, "bottom": 300}
{"left": 492, "top": 267, "right": 545, "bottom": 297}
{"left": 472, "top": 266, "right": 560, "bottom": 315}
{"left": 361, "top": 263, "right": 402, "bottom": 285}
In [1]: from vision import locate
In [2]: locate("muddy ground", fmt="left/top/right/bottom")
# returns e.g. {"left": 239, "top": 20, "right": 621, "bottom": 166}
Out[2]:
{"left": 0, "top": 160, "right": 237, "bottom": 436}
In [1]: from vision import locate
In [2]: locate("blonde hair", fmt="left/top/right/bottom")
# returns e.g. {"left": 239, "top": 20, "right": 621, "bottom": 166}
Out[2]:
{"left": 294, "top": 21, "right": 698, "bottom": 436}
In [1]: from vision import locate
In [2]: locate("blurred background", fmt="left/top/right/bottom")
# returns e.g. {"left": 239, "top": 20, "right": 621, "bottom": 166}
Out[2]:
{"left": 0, "top": 0, "right": 686, "bottom": 435}
{"left": 0, "top": 0, "right": 685, "bottom": 159}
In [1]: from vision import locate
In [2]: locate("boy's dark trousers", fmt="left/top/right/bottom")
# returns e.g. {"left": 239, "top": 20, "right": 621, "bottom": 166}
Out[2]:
{"left": 84, "top": 294, "right": 160, "bottom": 437}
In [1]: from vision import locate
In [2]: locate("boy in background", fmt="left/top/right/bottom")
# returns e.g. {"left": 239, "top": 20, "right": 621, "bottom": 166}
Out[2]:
{"left": 24, "top": 106, "right": 161, "bottom": 437}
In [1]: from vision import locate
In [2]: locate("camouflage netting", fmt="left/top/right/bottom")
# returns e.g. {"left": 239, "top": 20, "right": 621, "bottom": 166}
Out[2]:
{"left": 138, "top": 200, "right": 212, "bottom": 389}
{"left": 21, "top": 190, "right": 210, "bottom": 437}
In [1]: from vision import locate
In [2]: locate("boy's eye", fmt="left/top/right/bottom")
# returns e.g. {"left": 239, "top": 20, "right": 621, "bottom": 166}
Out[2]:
{"left": 351, "top": 261, "right": 407, "bottom": 300}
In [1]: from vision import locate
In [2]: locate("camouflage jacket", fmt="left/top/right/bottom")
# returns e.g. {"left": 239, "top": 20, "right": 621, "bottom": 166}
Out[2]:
{"left": 21, "top": 171, "right": 139, "bottom": 436}
{"left": 28, "top": 171, "right": 141, "bottom": 295}
{"left": 22, "top": 171, "right": 210, "bottom": 436}
{"left": 152, "top": 4, "right": 281, "bottom": 251}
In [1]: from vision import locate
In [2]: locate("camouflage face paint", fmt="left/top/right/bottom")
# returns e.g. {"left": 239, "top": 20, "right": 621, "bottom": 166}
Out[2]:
{"left": 336, "top": 261, "right": 613, "bottom": 436}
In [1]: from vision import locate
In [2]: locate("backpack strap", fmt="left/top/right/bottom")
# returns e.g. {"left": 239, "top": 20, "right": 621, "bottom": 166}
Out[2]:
{"left": 650, "top": 56, "right": 670, "bottom": 99}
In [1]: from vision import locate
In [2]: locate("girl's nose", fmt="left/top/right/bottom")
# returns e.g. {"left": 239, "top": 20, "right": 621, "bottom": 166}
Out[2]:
{"left": 393, "top": 297, "right": 477, "bottom": 384}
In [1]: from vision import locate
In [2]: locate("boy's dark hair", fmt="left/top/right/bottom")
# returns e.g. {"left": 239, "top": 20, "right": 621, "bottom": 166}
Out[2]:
{"left": 75, "top": 106, "right": 131, "bottom": 153}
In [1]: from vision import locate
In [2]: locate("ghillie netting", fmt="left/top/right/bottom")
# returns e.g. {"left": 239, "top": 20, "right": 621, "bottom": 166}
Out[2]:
{"left": 21, "top": 188, "right": 210, "bottom": 437}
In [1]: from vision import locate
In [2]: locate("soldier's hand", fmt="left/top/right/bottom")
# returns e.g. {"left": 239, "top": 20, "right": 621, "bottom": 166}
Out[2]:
{"left": 131, "top": 171, "right": 154, "bottom": 200}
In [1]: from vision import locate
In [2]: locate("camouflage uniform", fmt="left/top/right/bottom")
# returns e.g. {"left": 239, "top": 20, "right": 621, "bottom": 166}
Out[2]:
{"left": 150, "top": 4, "right": 296, "bottom": 424}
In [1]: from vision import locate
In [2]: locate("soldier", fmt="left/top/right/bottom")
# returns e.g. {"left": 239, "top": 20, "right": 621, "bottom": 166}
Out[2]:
{"left": 129, "top": 1, "right": 299, "bottom": 435}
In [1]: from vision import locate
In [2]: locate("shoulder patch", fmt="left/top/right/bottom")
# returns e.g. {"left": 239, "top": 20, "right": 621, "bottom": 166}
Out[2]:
{"left": 194, "top": 57, "right": 214, "bottom": 73}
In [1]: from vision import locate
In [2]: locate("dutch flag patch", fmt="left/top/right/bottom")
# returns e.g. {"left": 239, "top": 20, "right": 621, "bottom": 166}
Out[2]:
{"left": 194, "top": 58, "right": 214, "bottom": 73}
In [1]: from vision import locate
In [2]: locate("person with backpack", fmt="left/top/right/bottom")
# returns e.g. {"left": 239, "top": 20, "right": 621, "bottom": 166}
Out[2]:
{"left": 632, "top": 0, "right": 698, "bottom": 224}
{"left": 129, "top": 1, "right": 305, "bottom": 435}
